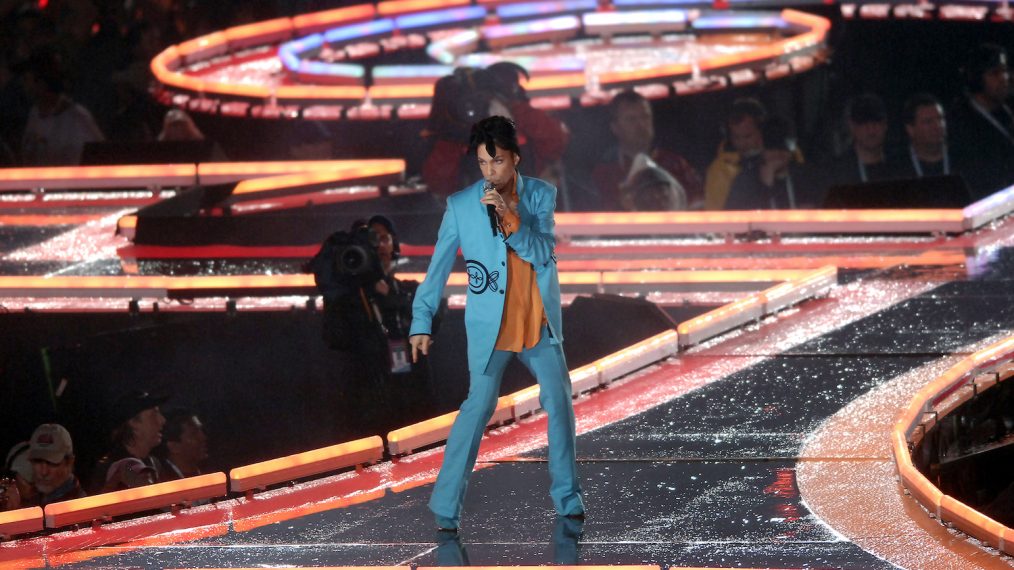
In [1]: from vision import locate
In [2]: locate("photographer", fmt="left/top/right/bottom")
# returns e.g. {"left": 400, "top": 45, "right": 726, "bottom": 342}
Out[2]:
{"left": 310, "top": 215, "right": 439, "bottom": 431}
{"left": 421, "top": 63, "right": 569, "bottom": 199}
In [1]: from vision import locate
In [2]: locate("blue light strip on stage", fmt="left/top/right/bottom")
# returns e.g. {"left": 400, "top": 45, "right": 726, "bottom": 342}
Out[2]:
{"left": 583, "top": 9, "right": 689, "bottom": 33}
{"left": 425, "top": 29, "right": 479, "bottom": 64}
{"left": 692, "top": 13, "right": 788, "bottom": 31}
{"left": 278, "top": 33, "right": 365, "bottom": 81}
{"left": 394, "top": 6, "right": 487, "bottom": 31}
{"left": 482, "top": 15, "right": 581, "bottom": 41}
{"left": 496, "top": 0, "right": 597, "bottom": 21}
{"left": 963, "top": 183, "right": 1014, "bottom": 225}
{"left": 278, "top": 34, "right": 324, "bottom": 73}
{"left": 373, "top": 64, "right": 454, "bottom": 79}
{"left": 457, "top": 53, "right": 585, "bottom": 73}
{"left": 323, "top": 18, "right": 395, "bottom": 45}
{"left": 298, "top": 60, "right": 365, "bottom": 80}
{"left": 613, "top": 0, "right": 702, "bottom": 8}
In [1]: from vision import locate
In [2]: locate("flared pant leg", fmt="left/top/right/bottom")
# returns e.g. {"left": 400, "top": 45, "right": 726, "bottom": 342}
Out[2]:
{"left": 428, "top": 328, "right": 584, "bottom": 527}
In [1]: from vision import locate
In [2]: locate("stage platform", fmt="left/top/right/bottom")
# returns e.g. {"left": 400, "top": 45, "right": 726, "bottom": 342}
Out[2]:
{"left": 2, "top": 177, "right": 1014, "bottom": 568}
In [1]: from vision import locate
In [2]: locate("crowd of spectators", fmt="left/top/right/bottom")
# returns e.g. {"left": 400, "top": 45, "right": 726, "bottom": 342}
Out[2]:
{"left": 422, "top": 44, "right": 1011, "bottom": 211}
{"left": 0, "top": 0, "right": 280, "bottom": 167}
{"left": 2, "top": 2, "right": 1010, "bottom": 209}
{"left": 2, "top": 390, "right": 209, "bottom": 514}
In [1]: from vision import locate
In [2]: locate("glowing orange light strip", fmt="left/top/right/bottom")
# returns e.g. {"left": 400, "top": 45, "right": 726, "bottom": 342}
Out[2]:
{"left": 275, "top": 85, "right": 369, "bottom": 100}
{"left": 118, "top": 215, "right": 138, "bottom": 230}
{"left": 230, "top": 163, "right": 404, "bottom": 195}
{"left": 198, "top": 160, "right": 399, "bottom": 178}
{"left": 230, "top": 436, "right": 384, "bottom": 492}
{"left": 0, "top": 214, "right": 103, "bottom": 226}
{"left": 0, "top": 164, "right": 195, "bottom": 190}
{"left": 891, "top": 335, "right": 1014, "bottom": 552}
{"left": 0, "top": 275, "right": 316, "bottom": 298}
{"left": 599, "top": 62, "right": 694, "bottom": 85}
{"left": 522, "top": 72, "right": 587, "bottom": 91}
{"left": 377, "top": 0, "right": 470, "bottom": 17}
{"left": 0, "top": 506, "right": 43, "bottom": 537}
{"left": 388, "top": 396, "right": 512, "bottom": 455}
{"left": 602, "top": 269, "right": 809, "bottom": 284}
{"left": 150, "top": 45, "right": 182, "bottom": 74}
{"left": 293, "top": 4, "right": 377, "bottom": 34}
{"left": 368, "top": 83, "right": 435, "bottom": 100}
{"left": 44, "top": 473, "right": 227, "bottom": 528}
{"left": 176, "top": 32, "right": 229, "bottom": 60}
{"left": 555, "top": 252, "right": 965, "bottom": 271}
{"left": 223, "top": 17, "right": 294, "bottom": 45}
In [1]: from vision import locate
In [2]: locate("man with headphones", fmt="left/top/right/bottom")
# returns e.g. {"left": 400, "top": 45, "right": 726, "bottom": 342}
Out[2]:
{"left": 949, "top": 43, "right": 1014, "bottom": 200}
{"left": 704, "top": 98, "right": 767, "bottom": 210}
{"left": 310, "top": 215, "right": 438, "bottom": 432}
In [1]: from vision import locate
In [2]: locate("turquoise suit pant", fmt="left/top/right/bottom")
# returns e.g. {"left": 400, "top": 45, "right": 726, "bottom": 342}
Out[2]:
{"left": 428, "top": 327, "right": 584, "bottom": 528}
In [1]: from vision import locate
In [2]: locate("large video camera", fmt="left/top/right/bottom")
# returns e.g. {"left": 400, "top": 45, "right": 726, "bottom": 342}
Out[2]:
{"left": 311, "top": 226, "right": 385, "bottom": 294}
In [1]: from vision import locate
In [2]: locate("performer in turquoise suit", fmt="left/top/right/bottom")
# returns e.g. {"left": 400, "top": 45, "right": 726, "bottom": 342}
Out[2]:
{"left": 410, "top": 116, "right": 585, "bottom": 531}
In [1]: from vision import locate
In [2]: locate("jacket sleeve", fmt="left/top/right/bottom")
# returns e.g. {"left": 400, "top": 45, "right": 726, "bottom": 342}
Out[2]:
{"left": 504, "top": 184, "right": 556, "bottom": 268}
{"left": 410, "top": 201, "right": 460, "bottom": 336}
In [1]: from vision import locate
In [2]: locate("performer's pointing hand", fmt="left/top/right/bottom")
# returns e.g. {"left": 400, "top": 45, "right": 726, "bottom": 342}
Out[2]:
{"left": 410, "top": 334, "right": 432, "bottom": 363}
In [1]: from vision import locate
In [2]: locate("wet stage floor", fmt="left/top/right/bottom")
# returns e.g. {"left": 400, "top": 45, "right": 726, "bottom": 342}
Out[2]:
{"left": 3, "top": 207, "right": 1014, "bottom": 568}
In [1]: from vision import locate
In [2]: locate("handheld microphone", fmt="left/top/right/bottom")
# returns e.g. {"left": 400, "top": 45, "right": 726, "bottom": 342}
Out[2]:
{"left": 484, "top": 180, "right": 498, "bottom": 236}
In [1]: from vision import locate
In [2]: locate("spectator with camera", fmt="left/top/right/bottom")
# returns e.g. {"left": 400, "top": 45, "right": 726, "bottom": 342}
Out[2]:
{"left": 310, "top": 215, "right": 439, "bottom": 432}
{"left": 704, "top": 98, "right": 768, "bottom": 210}
{"left": 724, "top": 116, "right": 820, "bottom": 210}
{"left": 2, "top": 441, "right": 35, "bottom": 511}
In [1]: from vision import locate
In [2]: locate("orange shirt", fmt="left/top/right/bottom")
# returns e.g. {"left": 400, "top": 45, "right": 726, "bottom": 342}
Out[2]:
{"left": 494, "top": 179, "right": 547, "bottom": 352}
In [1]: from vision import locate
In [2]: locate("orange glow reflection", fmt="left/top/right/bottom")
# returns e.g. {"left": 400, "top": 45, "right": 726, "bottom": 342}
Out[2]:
{"left": 229, "top": 436, "right": 383, "bottom": 492}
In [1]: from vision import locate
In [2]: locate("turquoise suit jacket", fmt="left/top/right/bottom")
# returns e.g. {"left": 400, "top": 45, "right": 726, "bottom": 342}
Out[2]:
{"left": 410, "top": 174, "right": 563, "bottom": 373}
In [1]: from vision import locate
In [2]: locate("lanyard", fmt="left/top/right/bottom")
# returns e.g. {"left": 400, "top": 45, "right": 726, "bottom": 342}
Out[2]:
{"left": 857, "top": 152, "right": 868, "bottom": 183}
{"left": 969, "top": 98, "right": 1014, "bottom": 144}
{"left": 909, "top": 144, "right": 949, "bottom": 177}
{"left": 768, "top": 175, "right": 796, "bottom": 209}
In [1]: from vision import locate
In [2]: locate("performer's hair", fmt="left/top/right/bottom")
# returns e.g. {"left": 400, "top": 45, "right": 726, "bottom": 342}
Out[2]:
{"left": 468, "top": 115, "right": 521, "bottom": 158}
{"left": 902, "top": 92, "right": 942, "bottom": 126}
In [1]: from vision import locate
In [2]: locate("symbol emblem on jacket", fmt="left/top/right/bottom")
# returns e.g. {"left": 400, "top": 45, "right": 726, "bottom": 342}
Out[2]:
{"left": 466, "top": 259, "right": 500, "bottom": 294}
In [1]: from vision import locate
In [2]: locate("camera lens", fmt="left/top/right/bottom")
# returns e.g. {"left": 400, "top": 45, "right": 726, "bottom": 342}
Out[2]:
{"left": 339, "top": 246, "right": 366, "bottom": 273}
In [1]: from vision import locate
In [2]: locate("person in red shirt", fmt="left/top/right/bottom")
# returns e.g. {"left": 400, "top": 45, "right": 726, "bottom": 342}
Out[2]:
{"left": 421, "top": 64, "right": 569, "bottom": 199}
{"left": 591, "top": 90, "right": 703, "bottom": 210}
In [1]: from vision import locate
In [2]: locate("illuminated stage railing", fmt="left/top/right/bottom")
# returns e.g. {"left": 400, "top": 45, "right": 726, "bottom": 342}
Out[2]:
{"left": 891, "top": 336, "right": 1014, "bottom": 557}
{"left": 0, "top": 160, "right": 405, "bottom": 193}
{"left": 43, "top": 473, "right": 227, "bottom": 528}
{"left": 150, "top": 1, "right": 830, "bottom": 116}
{"left": 0, "top": 507, "right": 43, "bottom": 540}
{"left": 229, "top": 436, "right": 384, "bottom": 494}
{"left": 387, "top": 266, "right": 834, "bottom": 456}
{"left": 0, "top": 268, "right": 832, "bottom": 546}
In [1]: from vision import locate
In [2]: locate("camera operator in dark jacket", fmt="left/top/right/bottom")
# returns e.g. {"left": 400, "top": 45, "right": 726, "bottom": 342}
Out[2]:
{"left": 310, "top": 215, "right": 440, "bottom": 433}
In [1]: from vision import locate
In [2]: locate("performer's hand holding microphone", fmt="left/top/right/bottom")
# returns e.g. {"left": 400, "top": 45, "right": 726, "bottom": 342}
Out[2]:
{"left": 483, "top": 180, "right": 499, "bottom": 236}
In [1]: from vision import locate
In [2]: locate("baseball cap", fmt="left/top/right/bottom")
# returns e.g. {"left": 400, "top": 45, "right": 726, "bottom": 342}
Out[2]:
{"left": 28, "top": 424, "right": 73, "bottom": 464}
